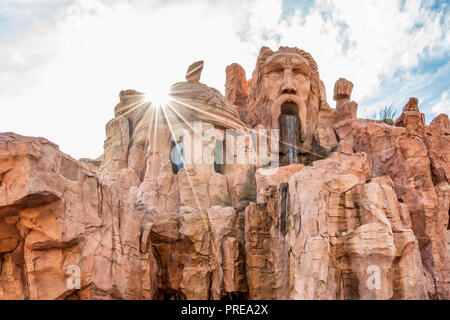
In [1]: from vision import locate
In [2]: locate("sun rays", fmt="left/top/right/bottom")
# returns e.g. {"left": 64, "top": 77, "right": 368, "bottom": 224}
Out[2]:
{"left": 138, "top": 84, "right": 329, "bottom": 212}
{"left": 144, "top": 86, "right": 327, "bottom": 170}
{"left": 144, "top": 89, "right": 171, "bottom": 109}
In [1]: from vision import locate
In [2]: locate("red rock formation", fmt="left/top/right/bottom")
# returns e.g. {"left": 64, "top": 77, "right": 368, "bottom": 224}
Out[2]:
{"left": 426, "top": 114, "right": 450, "bottom": 184}
{"left": 0, "top": 133, "right": 155, "bottom": 299}
{"left": 335, "top": 101, "right": 450, "bottom": 299}
{"left": 225, "top": 63, "right": 249, "bottom": 124}
{"left": 287, "top": 153, "right": 428, "bottom": 299}
{"left": 186, "top": 61, "right": 204, "bottom": 83}
{"left": 333, "top": 78, "right": 358, "bottom": 119}
{"left": 317, "top": 77, "right": 358, "bottom": 129}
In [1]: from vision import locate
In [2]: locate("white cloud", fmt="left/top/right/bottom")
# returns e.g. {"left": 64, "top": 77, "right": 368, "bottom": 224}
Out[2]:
{"left": 432, "top": 90, "right": 450, "bottom": 115}
{"left": 0, "top": 0, "right": 448, "bottom": 159}
{"left": 277, "top": 0, "right": 449, "bottom": 106}
{"left": 356, "top": 61, "right": 450, "bottom": 120}
{"left": 0, "top": 0, "right": 273, "bottom": 158}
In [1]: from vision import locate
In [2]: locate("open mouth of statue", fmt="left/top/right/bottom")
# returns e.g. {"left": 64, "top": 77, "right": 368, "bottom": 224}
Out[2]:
{"left": 279, "top": 100, "right": 301, "bottom": 166}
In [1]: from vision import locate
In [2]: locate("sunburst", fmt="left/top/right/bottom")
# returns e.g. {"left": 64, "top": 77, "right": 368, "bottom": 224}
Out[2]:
{"left": 144, "top": 90, "right": 171, "bottom": 109}
{"left": 142, "top": 84, "right": 328, "bottom": 214}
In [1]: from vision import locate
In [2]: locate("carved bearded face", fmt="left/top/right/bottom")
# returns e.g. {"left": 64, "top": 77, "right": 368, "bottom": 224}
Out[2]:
{"left": 247, "top": 47, "right": 322, "bottom": 150}
{"left": 262, "top": 53, "right": 311, "bottom": 104}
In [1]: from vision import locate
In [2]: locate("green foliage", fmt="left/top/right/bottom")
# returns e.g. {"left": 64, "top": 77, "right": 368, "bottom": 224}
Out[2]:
{"left": 369, "top": 104, "right": 398, "bottom": 125}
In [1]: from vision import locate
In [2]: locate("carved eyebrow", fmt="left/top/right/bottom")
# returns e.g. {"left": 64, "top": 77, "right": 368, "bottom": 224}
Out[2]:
{"left": 263, "top": 62, "right": 284, "bottom": 74}
{"left": 291, "top": 60, "right": 310, "bottom": 75}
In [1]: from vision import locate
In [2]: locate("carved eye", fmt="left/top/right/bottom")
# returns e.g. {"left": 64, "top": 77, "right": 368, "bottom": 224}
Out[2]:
{"left": 265, "top": 68, "right": 283, "bottom": 76}
{"left": 293, "top": 68, "right": 308, "bottom": 77}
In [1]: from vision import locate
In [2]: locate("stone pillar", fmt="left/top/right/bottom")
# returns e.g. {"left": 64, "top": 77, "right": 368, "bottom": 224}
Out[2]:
{"left": 333, "top": 78, "right": 357, "bottom": 119}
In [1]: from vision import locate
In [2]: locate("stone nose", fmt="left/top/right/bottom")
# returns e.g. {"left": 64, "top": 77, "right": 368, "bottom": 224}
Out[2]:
{"left": 281, "top": 70, "right": 297, "bottom": 95}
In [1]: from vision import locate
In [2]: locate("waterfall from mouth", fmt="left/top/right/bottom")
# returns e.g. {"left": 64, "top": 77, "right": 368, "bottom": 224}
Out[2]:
{"left": 279, "top": 113, "right": 301, "bottom": 166}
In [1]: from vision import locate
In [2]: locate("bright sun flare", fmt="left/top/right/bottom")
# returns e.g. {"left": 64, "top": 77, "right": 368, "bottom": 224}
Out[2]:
{"left": 145, "top": 91, "right": 170, "bottom": 108}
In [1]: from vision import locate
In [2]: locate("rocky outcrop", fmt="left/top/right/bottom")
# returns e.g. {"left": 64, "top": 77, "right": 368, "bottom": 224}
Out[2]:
{"left": 317, "top": 78, "right": 358, "bottom": 130}
{"left": 333, "top": 78, "right": 358, "bottom": 119}
{"left": 186, "top": 61, "right": 204, "bottom": 83}
{"left": 426, "top": 114, "right": 450, "bottom": 185}
{"left": 334, "top": 102, "right": 450, "bottom": 299}
{"left": 225, "top": 63, "right": 249, "bottom": 125}
{"left": 0, "top": 133, "right": 154, "bottom": 299}
{"left": 287, "top": 153, "right": 427, "bottom": 299}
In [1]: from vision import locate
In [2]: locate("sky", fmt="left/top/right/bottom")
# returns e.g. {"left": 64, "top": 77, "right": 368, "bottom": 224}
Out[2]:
{"left": 0, "top": 0, "right": 449, "bottom": 159}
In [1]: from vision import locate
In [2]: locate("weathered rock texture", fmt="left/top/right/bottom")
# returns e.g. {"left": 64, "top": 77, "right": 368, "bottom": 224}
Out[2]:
{"left": 0, "top": 46, "right": 448, "bottom": 300}
{"left": 334, "top": 101, "right": 450, "bottom": 299}
{"left": 226, "top": 63, "right": 249, "bottom": 124}
{"left": 0, "top": 133, "right": 154, "bottom": 299}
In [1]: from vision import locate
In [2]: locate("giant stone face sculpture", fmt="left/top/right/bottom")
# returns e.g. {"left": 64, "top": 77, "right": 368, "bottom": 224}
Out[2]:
{"left": 247, "top": 46, "right": 324, "bottom": 156}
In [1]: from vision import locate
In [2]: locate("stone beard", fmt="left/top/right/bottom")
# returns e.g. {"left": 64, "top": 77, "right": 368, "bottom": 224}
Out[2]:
{"left": 246, "top": 46, "right": 324, "bottom": 153}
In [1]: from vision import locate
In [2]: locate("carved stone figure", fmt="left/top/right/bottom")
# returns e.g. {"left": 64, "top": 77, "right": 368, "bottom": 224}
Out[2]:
{"left": 246, "top": 46, "right": 324, "bottom": 156}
